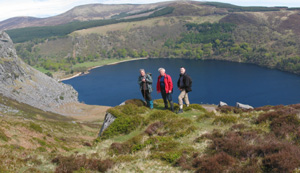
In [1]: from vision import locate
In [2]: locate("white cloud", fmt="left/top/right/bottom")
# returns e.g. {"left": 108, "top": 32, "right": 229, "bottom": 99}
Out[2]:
{"left": 0, "top": 0, "right": 300, "bottom": 22}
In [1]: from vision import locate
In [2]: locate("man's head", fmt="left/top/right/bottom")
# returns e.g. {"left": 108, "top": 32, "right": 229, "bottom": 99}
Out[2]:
{"left": 158, "top": 68, "right": 165, "bottom": 76}
{"left": 140, "top": 69, "right": 145, "bottom": 76}
{"left": 180, "top": 67, "right": 186, "bottom": 75}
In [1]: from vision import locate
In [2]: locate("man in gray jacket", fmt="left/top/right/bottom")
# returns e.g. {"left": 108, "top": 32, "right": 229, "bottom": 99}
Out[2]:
{"left": 138, "top": 69, "right": 153, "bottom": 109}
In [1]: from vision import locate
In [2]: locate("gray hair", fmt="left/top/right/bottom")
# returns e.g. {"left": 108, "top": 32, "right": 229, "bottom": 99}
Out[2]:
{"left": 158, "top": 68, "right": 165, "bottom": 72}
{"left": 139, "top": 69, "right": 145, "bottom": 73}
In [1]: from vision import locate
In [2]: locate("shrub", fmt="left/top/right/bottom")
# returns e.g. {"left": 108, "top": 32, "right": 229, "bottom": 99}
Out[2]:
{"left": 52, "top": 155, "right": 114, "bottom": 172}
{"left": 213, "top": 115, "right": 238, "bottom": 125}
{"left": 161, "top": 151, "right": 181, "bottom": 164}
{"left": 256, "top": 107, "right": 297, "bottom": 124}
{"left": 230, "top": 124, "right": 247, "bottom": 130}
{"left": 101, "top": 104, "right": 146, "bottom": 139}
{"left": 124, "top": 99, "right": 146, "bottom": 107}
{"left": 110, "top": 135, "right": 146, "bottom": 155}
{"left": 101, "top": 115, "right": 143, "bottom": 139}
{"left": 193, "top": 152, "right": 236, "bottom": 172}
{"left": 145, "top": 122, "right": 164, "bottom": 136}
{"left": 151, "top": 140, "right": 180, "bottom": 152}
{"left": 151, "top": 151, "right": 181, "bottom": 164}
{"left": 289, "top": 104, "right": 300, "bottom": 109}
{"left": 270, "top": 114, "right": 300, "bottom": 138}
{"left": 262, "top": 144, "right": 300, "bottom": 172}
{"left": 217, "top": 106, "right": 244, "bottom": 114}
{"left": 29, "top": 122, "right": 43, "bottom": 133}
{"left": 110, "top": 142, "right": 131, "bottom": 155}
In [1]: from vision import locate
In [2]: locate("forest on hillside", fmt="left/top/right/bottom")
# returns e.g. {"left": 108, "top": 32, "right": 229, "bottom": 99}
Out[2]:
{"left": 15, "top": 21, "right": 300, "bottom": 76}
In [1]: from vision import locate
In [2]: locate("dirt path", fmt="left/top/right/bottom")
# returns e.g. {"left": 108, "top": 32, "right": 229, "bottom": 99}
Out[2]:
{"left": 202, "top": 104, "right": 218, "bottom": 112}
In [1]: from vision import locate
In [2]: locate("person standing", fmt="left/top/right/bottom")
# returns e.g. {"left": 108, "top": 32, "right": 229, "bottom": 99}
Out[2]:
{"left": 177, "top": 67, "right": 192, "bottom": 114}
{"left": 156, "top": 68, "right": 174, "bottom": 112}
{"left": 138, "top": 69, "right": 153, "bottom": 109}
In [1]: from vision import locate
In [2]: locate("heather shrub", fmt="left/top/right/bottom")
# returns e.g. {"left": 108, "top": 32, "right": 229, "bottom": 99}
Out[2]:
{"left": 213, "top": 115, "right": 238, "bottom": 125}
{"left": 124, "top": 99, "right": 146, "bottom": 107}
{"left": 217, "top": 106, "right": 244, "bottom": 114}
{"left": 110, "top": 142, "right": 131, "bottom": 155}
{"left": 262, "top": 144, "right": 300, "bottom": 172}
{"left": 144, "top": 122, "right": 164, "bottom": 136}
{"left": 52, "top": 155, "right": 114, "bottom": 172}
{"left": 270, "top": 114, "right": 300, "bottom": 138}
{"left": 151, "top": 151, "right": 181, "bottom": 164}
{"left": 230, "top": 124, "right": 247, "bottom": 130}
{"left": 151, "top": 140, "right": 180, "bottom": 152}
{"left": 290, "top": 103, "right": 300, "bottom": 109}
{"left": 193, "top": 152, "right": 236, "bottom": 173}
{"left": 110, "top": 135, "right": 146, "bottom": 155}
{"left": 101, "top": 104, "right": 145, "bottom": 139}
{"left": 256, "top": 107, "right": 297, "bottom": 124}
{"left": 101, "top": 115, "right": 143, "bottom": 139}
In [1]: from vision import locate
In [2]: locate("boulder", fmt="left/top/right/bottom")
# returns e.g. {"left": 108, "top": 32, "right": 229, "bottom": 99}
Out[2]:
{"left": 218, "top": 101, "right": 228, "bottom": 107}
{"left": 236, "top": 102, "right": 254, "bottom": 110}
{"left": 98, "top": 112, "right": 116, "bottom": 137}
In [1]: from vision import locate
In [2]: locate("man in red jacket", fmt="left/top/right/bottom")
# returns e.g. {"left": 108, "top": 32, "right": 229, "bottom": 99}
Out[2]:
{"left": 156, "top": 68, "right": 174, "bottom": 112}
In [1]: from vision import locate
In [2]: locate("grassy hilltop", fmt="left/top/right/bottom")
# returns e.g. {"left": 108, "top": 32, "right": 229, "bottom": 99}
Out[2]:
{"left": 4, "top": 1, "right": 300, "bottom": 79}
{"left": 1, "top": 97, "right": 300, "bottom": 172}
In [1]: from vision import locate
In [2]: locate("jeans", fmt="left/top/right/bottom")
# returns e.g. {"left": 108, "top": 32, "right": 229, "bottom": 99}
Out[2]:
{"left": 161, "top": 88, "right": 173, "bottom": 108}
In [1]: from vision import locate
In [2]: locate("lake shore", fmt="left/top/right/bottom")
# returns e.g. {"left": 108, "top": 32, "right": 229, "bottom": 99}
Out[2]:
{"left": 59, "top": 57, "right": 148, "bottom": 81}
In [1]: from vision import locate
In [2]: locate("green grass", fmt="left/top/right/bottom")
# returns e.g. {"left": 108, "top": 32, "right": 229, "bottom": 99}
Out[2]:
{"left": 33, "top": 66, "right": 51, "bottom": 73}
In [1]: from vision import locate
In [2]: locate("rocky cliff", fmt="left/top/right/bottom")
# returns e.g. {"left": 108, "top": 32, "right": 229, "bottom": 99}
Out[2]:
{"left": 0, "top": 31, "right": 78, "bottom": 115}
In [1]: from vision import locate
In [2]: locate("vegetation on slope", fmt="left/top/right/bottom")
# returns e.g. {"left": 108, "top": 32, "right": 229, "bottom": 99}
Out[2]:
{"left": 6, "top": 7, "right": 174, "bottom": 43}
{"left": 11, "top": 3, "right": 300, "bottom": 77}
{"left": 202, "top": 2, "right": 281, "bottom": 12}
{"left": 1, "top": 95, "right": 300, "bottom": 172}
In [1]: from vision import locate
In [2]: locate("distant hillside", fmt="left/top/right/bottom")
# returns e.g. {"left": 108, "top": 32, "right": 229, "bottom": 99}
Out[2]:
{"left": 6, "top": 0, "right": 300, "bottom": 77}
{"left": 0, "top": 2, "right": 175, "bottom": 31}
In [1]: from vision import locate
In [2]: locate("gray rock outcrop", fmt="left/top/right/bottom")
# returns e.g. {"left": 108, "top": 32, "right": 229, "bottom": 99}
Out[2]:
{"left": 0, "top": 31, "right": 78, "bottom": 115}
{"left": 218, "top": 101, "right": 228, "bottom": 107}
{"left": 236, "top": 102, "right": 254, "bottom": 110}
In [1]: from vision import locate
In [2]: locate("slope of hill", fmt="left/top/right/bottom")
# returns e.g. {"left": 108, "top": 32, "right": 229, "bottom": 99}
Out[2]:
{"left": 1, "top": 98, "right": 300, "bottom": 172}
{"left": 0, "top": 2, "right": 175, "bottom": 31}
{"left": 0, "top": 31, "right": 80, "bottom": 115}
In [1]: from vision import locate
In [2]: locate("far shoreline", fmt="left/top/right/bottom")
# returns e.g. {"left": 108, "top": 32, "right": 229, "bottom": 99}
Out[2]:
{"left": 59, "top": 57, "right": 148, "bottom": 82}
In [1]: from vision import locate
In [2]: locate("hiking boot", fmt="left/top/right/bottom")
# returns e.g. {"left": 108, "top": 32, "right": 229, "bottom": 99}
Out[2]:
{"left": 177, "top": 109, "right": 183, "bottom": 114}
{"left": 149, "top": 100, "right": 153, "bottom": 109}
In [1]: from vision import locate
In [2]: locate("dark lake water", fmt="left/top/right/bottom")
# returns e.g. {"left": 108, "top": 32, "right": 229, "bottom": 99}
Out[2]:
{"left": 63, "top": 58, "right": 300, "bottom": 107}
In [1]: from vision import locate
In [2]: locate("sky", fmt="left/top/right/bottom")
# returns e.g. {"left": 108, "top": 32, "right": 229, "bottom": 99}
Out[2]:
{"left": 1, "top": 0, "right": 300, "bottom": 22}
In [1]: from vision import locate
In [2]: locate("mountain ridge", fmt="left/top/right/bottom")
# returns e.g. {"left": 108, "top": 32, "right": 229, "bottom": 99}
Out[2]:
{"left": 0, "top": 2, "right": 176, "bottom": 31}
